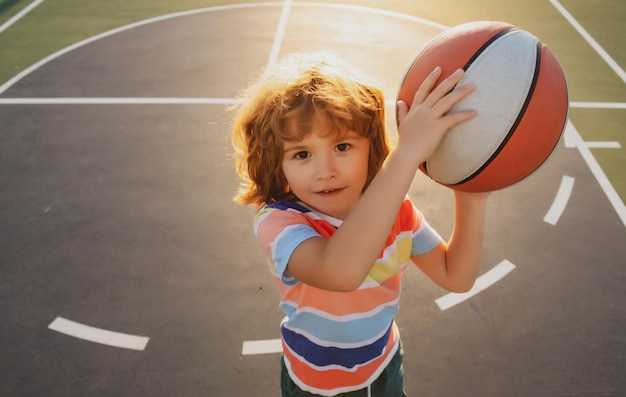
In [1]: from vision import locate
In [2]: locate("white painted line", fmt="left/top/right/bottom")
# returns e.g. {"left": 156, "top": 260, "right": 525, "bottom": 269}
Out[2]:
{"left": 17, "top": 97, "right": 620, "bottom": 110}
{"left": 301, "top": 2, "right": 448, "bottom": 30}
{"left": 48, "top": 316, "right": 150, "bottom": 351}
{"left": 435, "top": 260, "right": 516, "bottom": 311}
{"left": 544, "top": 176, "right": 575, "bottom": 225}
{"left": 585, "top": 141, "right": 621, "bottom": 149}
{"left": 570, "top": 102, "right": 626, "bottom": 109}
{"left": 0, "top": 3, "right": 283, "bottom": 95}
{"left": 0, "top": 0, "right": 46, "bottom": 35}
{"left": 0, "top": 97, "right": 242, "bottom": 105}
{"left": 2, "top": 98, "right": 621, "bottom": 110}
{"left": 242, "top": 338, "right": 283, "bottom": 355}
{"left": 569, "top": 124, "right": 626, "bottom": 228}
{"left": 563, "top": 119, "right": 579, "bottom": 149}
{"left": 267, "top": 0, "right": 292, "bottom": 67}
{"left": 0, "top": 3, "right": 449, "bottom": 95}
{"left": 550, "top": 0, "right": 626, "bottom": 85}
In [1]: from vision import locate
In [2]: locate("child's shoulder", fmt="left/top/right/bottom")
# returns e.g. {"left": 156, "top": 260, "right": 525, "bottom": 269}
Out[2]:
{"left": 255, "top": 201, "right": 338, "bottom": 239}
{"left": 255, "top": 200, "right": 312, "bottom": 229}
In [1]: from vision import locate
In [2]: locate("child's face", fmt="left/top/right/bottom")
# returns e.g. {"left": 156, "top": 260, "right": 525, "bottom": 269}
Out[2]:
{"left": 281, "top": 116, "right": 370, "bottom": 220}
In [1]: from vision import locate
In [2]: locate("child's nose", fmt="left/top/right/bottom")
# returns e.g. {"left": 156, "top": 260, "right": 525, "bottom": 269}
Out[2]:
{"left": 315, "top": 154, "right": 337, "bottom": 179}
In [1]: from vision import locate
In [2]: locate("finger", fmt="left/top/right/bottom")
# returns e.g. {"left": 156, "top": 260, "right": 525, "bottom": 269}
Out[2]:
{"left": 412, "top": 66, "right": 442, "bottom": 105}
{"left": 396, "top": 100, "right": 409, "bottom": 124}
{"left": 433, "top": 82, "right": 475, "bottom": 115}
{"left": 424, "top": 68, "right": 465, "bottom": 107}
{"left": 440, "top": 108, "right": 478, "bottom": 130}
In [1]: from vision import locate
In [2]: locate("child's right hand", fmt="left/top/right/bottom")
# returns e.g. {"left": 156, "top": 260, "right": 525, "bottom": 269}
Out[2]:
{"left": 396, "top": 67, "right": 477, "bottom": 168}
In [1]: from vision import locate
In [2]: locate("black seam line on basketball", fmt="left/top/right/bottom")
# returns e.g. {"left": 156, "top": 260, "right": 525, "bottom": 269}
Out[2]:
{"left": 441, "top": 29, "right": 518, "bottom": 105}
{"left": 429, "top": 28, "right": 516, "bottom": 178}
{"left": 395, "top": 27, "right": 516, "bottom": 128}
{"left": 461, "top": 27, "right": 516, "bottom": 71}
{"left": 524, "top": 64, "right": 570, "bottom": 181}
{"left": 453, "top": 41, "right": 542, "bottom": 186}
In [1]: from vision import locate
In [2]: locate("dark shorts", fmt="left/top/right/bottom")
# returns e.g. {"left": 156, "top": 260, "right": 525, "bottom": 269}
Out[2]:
{"left": 280, "top": 343, "right": 407, "bottom": 397}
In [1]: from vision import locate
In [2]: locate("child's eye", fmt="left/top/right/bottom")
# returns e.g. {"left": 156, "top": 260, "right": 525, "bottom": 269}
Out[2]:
{"left": 335, "top": 143, "right": 351, "bottom": 152}
{"left": 294, "top": 151, "right": 310, "bottom": 160}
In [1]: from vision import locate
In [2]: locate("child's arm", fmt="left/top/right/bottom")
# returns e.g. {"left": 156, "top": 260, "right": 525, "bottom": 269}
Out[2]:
{"left": 287, "top": 68, "right": 477, "bottom": 292}
{"left": 412, "top": 190, "right": 489, "bottom": 293}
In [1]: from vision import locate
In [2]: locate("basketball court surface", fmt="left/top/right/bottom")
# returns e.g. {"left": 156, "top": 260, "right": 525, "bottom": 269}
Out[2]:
{"left": 1, "top": 1, "right": 625, "bottom": 396}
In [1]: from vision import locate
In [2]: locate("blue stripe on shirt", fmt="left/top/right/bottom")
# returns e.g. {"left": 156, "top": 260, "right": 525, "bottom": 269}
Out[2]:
{"left": 272, "top": 224, "right": 320, "bottom": 285}
{"left": 281, "top": 322, "right": 392, "bottom": 369}
{"left": 411, "top": 220, "right": 442, "bottom": 255}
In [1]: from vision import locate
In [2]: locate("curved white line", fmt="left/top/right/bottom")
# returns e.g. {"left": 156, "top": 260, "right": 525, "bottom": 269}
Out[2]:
{"left": 435, "top": 260, "right": 516, "bottom": 311}
{"left": 300, "top": 2, "right": 448, "bottom": 30}
{"left": 544, "top": 176, "right": 575, "bottom": 225}
{"left": 0, "top": 2, "right": 448, "bottom": 95}
{"left": 0, "top": 3, "right": 281, "bottom": 95}
{"left": 48, "top": 316, "right": 149, "bottom": 351}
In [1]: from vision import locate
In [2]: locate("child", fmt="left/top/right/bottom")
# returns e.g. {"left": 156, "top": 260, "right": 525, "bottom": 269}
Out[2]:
{"left": 231, "top": 52, "right": 489, "bottom": 397}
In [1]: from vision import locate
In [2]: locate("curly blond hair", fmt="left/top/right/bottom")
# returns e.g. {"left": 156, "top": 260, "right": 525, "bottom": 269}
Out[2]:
{"left": 231, "top": 52, "right": 391, "bottom": 207}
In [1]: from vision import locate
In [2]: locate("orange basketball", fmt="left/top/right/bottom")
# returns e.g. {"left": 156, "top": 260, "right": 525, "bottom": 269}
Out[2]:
{"left": 397, "top": 21, "right": 569, "bottom": 192}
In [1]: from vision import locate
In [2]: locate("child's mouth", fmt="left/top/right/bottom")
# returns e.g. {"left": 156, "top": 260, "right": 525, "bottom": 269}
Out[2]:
{"left": 317, "top": 187, "right": 344, "bottom": 196}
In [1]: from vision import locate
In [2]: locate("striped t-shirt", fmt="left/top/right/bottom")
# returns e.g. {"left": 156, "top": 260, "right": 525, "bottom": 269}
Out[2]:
{"left": 253, "top": 197, "right": 442, "bottom": 396}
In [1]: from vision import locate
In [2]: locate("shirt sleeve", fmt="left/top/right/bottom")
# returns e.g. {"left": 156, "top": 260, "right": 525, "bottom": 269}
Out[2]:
{"left": 409, "top": 203, "right": 443, "bottom": 256}
{"left": 253, "top": 207, "right": 321, "bottom": 285}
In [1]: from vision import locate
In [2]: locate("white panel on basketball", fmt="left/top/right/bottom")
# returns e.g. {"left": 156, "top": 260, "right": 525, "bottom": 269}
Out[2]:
{"left": 426, "top": 30, "right": 539, "bottom": 185}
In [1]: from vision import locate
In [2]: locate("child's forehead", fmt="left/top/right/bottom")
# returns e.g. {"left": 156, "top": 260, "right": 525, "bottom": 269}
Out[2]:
{"left": 283, "top": 112, "right": 351, "bottom": 141}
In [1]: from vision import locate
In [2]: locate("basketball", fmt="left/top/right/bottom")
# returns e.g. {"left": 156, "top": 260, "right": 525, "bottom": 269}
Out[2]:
{"left": 397, "top": 21, "right": 569, "bottom": 192}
